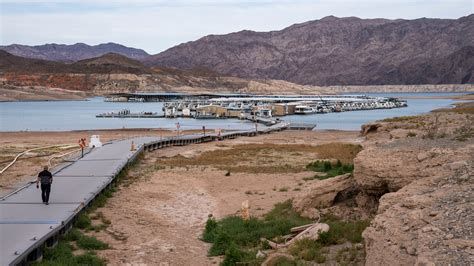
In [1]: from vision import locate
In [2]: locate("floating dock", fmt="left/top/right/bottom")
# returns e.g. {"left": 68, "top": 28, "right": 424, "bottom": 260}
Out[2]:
{"left": 0, "top": 122, "right": 312, "bottom": 265}
{"left": 96, "top": 109, "right": 164, "bottom": 118}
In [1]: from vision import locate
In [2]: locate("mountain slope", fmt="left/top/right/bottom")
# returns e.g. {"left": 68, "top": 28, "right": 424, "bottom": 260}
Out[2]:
{"left": 145, "top": 15, "right": 474, "bottom": 86}
{"left": 0, "top": 50, "right": 331, "bottom": 95}
{"left": 0, "top": 50, "right": 151, "bottom": 74}
{"left": 0, "top": 42, "right": 149, "bottom": 62}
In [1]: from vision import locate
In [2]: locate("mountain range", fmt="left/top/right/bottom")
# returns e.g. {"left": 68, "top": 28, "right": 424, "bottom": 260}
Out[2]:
{"left": 1, "top": 15, "right": 473, "bottom": 86}
{"left": 146, "top": 15, "right": 474, "bottom": 86}
{"left": 1, "top": 50, "right": 330, "bottom": 101}
{"left": 0, "top": 42, "right": 149, "bottom": 62}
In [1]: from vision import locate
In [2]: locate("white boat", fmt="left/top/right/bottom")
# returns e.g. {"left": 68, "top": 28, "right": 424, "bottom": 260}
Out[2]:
{"left": 295, "top": 105, "right": 316, "bottom": 114}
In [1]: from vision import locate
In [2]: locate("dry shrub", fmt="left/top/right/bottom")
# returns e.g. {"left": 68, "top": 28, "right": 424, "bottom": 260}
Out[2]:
{"left": 433, "top": 101, "right": 474, "bottom": 114}
{"left": 156, "top": 143, "right": 362, "bottom": 173}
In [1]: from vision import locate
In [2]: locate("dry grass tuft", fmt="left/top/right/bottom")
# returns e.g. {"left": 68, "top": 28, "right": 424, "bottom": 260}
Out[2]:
{"left": 433, "top": 101, "right": 474, "bottom": 114}
{"left": 155, "top": 143, "right": 362, "bottom": 174}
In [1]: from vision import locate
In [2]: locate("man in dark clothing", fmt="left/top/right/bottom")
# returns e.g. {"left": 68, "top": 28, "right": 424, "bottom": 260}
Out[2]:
{"left": 37, "top": 166, "right": 53, "bottom": 205}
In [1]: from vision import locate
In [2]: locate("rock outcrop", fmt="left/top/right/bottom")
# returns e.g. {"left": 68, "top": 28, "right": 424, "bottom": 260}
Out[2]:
{"left": 293, "top": 173, "right": 356, "bottom": 215}
{"left": 356, "top": 111, "right": 474, "bottom": 265}
{"left": 293, "top": 109, "right": 473, "bottom": 264}
{"left": 363, "top": 162, "right": 473, "bottom": 265}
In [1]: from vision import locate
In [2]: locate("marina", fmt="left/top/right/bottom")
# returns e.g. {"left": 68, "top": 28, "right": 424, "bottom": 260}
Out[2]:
{"left": 100, "top": 94, "right": 407, "bottom": 120}
{"left": 0, "top": 93, "right": 462, "bottom": 132}
{"left": 155, "top": 94, "right": 408, "bottom": 120}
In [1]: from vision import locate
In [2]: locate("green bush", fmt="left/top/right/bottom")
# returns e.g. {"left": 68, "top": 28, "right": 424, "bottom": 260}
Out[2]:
{"left": 203, "top": 200, "right": 312, "bottom": 264}
{"left": 289, "top": 239, "right": 326, "bottom": 263}
{"left": 203, "top": 202, "right": 370, "bottom": 265}
{"left": 318, "top": 216, "right": 370, "bottom": 245}
{"left": 76, "top": 235, "right": 109, "bottom": 250}
{"left": 306, "top": 160, "right": 354, "bottom": 180}
{"left": 75, "top": 213, "right": 92, "bottom": 229}
{"left": 75, "top": 252, "right": 105, "bottom": 266}
{"left": 203, "top": 218, "right": 218, "bottom": 242}
{"left": 63, "top": 228, "right": 82, "bottom": 242}
{"left": 40, "top": 242, "right": 74, "bottom": 264}
{"left": 33, "top": 242, "right": 105, "bottom": 266}
{"left": 221, "top": 243, "right": 256, "bottom": 266}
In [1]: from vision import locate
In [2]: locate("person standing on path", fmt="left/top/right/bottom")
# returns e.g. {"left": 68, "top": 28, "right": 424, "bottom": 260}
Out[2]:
{"left": 36, "top": 166, "right": 53, "bottom": 205}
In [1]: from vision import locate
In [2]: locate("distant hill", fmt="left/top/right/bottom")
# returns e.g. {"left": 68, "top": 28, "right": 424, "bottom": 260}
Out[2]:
{"left": 0, "top": 51, "right": 335, "bottom": 95}
{"left": 0, "top": 50, "right": 66, "bottom": 73}
{"left": 145, "top": 15, "right": 474, "bottom": 86}
{"left": 0, "top": 42, "right": 149, "bottom": 62}
{"left": 0, "top": 50, "right": 150, "bottom": 74}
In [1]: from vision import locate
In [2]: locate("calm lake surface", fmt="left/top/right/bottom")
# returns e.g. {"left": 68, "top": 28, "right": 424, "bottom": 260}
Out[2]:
{"left": 0, "top": 93, "right": 463, "bottom": 132}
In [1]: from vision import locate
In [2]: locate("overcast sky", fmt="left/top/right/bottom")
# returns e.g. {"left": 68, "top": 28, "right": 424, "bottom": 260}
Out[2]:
{"left": 1, "top": 0, "right": 472, "bottom": 54}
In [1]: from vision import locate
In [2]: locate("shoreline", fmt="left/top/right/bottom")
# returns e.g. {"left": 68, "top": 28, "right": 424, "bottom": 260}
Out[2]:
{"left": 0, "top": 91, "right": 472, "bottom": 103}
{"left": 0, "top": 98, "right": 89, "bottom": 103}
{"left": 0, "top": 128, "right": 359, "bottom": 134}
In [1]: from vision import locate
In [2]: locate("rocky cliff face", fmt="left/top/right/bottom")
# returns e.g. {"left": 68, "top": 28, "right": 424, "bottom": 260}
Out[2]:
{"left": 293, "top": 108, "right": 473, "bottom": 264}
{"left": 358, "top": 111, "right": 473, "bottom": 265}
{"left": 0, "top": 42, "right": 149, "bottom": 62}
{"left": 146, "top": 15, "right": 474, "bottom": 86}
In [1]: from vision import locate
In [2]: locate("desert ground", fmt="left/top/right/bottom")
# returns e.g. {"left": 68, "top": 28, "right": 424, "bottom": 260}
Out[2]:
{"left": 88, "top": 130, "right": 362, "bottom": 265}
{"left": 0, "top": 129, "right": 361, "bottom": 265}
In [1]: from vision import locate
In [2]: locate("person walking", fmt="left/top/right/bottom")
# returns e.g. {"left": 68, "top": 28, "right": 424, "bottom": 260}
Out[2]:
{"left": 36, "top": 166, "right": 53, "bottom": 205}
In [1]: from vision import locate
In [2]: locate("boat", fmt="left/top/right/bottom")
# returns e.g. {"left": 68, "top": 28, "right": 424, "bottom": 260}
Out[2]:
{"left": 96, "top": 109, "right": 163, "bottom": 118}
{"left": 294, "top": 105, "right": 316, "bottom": 114}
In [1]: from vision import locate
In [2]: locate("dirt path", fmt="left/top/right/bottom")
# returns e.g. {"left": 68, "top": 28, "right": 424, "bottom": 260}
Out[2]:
{"left": 90, "top": 130, "right": 361, "bottom": 265}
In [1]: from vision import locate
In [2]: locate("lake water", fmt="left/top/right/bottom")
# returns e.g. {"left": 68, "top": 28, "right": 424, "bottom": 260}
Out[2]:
{"left": 0, "top": 93, "right": 463, "bottom": 132}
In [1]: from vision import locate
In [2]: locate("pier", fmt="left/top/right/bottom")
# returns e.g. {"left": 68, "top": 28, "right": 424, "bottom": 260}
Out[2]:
{"left": 0, "top": 123, "right": 308, "bottom": 265}
{"left": 96, "top": 109, "right": 164, "bottom": 118}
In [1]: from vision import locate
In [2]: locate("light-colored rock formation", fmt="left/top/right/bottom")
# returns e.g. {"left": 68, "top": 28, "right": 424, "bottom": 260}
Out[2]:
{"left": 293, "top": 109, "right": 473, "bottom": 265}
{"left": 293, "top": 173, "right": 355, "bottom": 216}
{"left": 363, "top": 159, "right": 473, "bottom": 265}
{"left": 356, "top": 111, "right": 474, "bottom": 265}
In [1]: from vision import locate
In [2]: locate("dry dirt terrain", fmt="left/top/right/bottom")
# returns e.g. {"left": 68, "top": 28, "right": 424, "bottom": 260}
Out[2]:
{"left": 0, "top": 85, "right": 89, "bottom": 101}
{"left": 82, "top": 130, "right": 362, "bottom": 265}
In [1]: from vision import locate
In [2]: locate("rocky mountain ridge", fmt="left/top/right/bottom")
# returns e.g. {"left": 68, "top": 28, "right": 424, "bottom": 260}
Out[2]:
{"left": 146, "top": 15, "right": 474, "bottom": 86}
{"left": 0, "top": 42, "right": 149, "bottom": 62}
{"left": 0, "top": 51, "right": 332, "bottom": 100}
{"left": 1, "top": 49, "right": 473, "bottom": 101}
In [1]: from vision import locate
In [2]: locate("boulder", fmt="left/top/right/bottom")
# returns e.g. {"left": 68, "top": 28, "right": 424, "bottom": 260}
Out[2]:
{"left": 293, "top": 173, "right": 356, "bottom": 215}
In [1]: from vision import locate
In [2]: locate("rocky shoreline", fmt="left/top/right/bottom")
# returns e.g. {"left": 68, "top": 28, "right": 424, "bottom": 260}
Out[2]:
{"left": 1, "top": 81, "right": 473, "bottom": 102}
{"left": 294, "top": 104, "right": 473, "bottom": 265}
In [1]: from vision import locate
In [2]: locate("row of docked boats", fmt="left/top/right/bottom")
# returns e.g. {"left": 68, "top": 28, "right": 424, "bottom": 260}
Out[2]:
{"left": 96, "top": 95, "right": 408, "bottom": 120}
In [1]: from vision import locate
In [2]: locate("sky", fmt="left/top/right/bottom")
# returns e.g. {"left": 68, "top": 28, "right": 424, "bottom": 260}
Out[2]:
{"left": 0, "top": 0, "right": 472, "bottom": 54}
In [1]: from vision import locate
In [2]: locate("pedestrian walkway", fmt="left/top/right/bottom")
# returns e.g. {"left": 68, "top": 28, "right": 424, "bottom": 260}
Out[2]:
{"left": 0, "top": 124, "right": 294, "bottom": 265}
